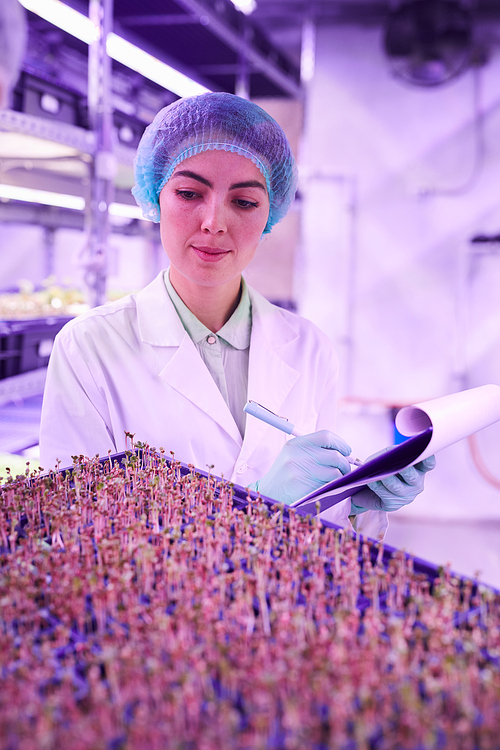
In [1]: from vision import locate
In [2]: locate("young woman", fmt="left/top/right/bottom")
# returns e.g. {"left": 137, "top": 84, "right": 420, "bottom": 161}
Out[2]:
{"left": 39, "top": 93, "right": 434, "bottom": 537}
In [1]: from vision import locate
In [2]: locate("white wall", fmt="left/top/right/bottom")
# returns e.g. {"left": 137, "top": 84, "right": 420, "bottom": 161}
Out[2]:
{"left": 300, "top": 24, "right": 500, "bottom": 587}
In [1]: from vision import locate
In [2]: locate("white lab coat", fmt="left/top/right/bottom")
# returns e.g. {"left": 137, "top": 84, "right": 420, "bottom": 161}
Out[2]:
{"left": 39, "top": 271, "right": 387, "bottom": 538}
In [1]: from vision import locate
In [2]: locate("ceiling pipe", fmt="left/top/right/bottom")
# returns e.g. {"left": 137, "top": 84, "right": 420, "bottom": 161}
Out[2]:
{"left": 175, "top": 0, "right": 302, "bottom": 98}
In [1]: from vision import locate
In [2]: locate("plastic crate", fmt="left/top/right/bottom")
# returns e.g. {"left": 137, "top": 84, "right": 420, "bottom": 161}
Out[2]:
{"left": 0, "top": 316, "right": 72, "bottom": 380}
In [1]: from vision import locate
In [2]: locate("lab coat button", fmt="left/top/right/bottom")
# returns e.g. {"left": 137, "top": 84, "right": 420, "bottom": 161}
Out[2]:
{"left": 236, "top": 462, "right": 247, "bottom": 474}
{"left": 207, "top": 335, "right": 217, "bottom": 344}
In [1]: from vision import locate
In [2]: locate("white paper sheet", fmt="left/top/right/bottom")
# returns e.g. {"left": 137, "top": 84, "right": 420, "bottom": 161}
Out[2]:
{"left": 395, "top": 384, "right": 500, "bottom": 462}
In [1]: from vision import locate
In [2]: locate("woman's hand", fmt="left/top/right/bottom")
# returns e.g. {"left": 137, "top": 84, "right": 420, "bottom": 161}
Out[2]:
{"left": 351, "top": 453, "right": 436, "bottom": 514}
{"left": 250, "top": 430, "right": 352, "bottom": 506}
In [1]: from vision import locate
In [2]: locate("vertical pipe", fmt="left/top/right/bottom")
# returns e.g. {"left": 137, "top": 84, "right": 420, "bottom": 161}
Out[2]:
{"left": 235, "top": 21, "right": 250, "bottom": 99}
{"left": 43, "top": 226, "right": 56, "bottom": 279}
{"left": 84, "top": 0, "right": 115, "bottom": 308}
{"left": 300, "top": 18, "right": 316, "bottom": 84}
{"left": 235, "top": 56, "right": 250, "bottom": 99}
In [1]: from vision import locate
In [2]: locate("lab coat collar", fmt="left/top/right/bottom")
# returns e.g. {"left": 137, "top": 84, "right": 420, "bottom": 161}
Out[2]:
{"left": 136, "top": 270, "right": 186, "bottom": 347}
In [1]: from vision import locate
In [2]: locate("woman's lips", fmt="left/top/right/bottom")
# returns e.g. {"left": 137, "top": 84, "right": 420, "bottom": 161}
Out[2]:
{"left": 192, "top": 245, "right": 231, "bottom": 262}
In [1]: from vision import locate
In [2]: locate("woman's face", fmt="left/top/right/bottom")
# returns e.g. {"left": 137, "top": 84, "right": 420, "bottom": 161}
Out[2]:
{"left": 159, "top": 149, "right": 270, "bottom": 297}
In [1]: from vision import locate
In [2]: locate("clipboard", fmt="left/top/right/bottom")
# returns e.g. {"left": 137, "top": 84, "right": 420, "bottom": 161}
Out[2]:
{"left": 291, "top": 383, "right": 500, "bottom": 516}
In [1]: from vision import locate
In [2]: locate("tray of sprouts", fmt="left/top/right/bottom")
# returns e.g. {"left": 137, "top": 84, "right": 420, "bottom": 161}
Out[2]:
{"left": 0, "top": 440, "right": 499, "bottom": 749}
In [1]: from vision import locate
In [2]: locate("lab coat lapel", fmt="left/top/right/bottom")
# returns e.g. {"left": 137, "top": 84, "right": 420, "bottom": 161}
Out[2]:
{"left": 159, "top": 335, "right": 243, "bottom": 446}
{"left": 136, "top": 271, "right": 242, "bottom": 447}
{"left": 242, "top": 288, "right": 300, "bottom": 457}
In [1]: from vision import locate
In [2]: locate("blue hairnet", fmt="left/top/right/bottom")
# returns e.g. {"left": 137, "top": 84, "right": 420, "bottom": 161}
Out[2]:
{"left": 132, "top": 92, "right": 298, "bottom": 234}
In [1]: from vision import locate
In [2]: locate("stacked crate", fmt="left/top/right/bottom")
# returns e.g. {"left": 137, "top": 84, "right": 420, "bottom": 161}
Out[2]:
{"left": 0, "top": 317, "right": 72, "bottom": 380}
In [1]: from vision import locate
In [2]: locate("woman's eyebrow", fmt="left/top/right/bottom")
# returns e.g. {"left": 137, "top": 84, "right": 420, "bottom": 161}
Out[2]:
{"left": 171, "top": 170, "right": 266, "bottom": 193}
{"left": 230, "top": 180, "right": 266, "bottom": 192}
{"left": 171, "top": 170, "right": 212, "bottom": 187}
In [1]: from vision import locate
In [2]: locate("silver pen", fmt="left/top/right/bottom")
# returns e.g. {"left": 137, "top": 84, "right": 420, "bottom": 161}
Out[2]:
{"left": 243, "top": 400, "right": 363, "bottom": 467}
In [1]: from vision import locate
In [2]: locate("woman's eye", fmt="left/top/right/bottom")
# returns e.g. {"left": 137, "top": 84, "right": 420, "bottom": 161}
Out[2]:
{"left": 175, "top": 189, "right": 199, "bottom": 200}
{"left": 234, "top": 199, "right": 259, "bottom": 209}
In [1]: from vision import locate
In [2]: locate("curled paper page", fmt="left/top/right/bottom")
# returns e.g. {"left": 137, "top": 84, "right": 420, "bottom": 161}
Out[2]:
{"left": 395, "top": 384, "right": 500, "bottom": 463}
{"left": 292, "top": 384, "right": 500, "bottom": 517}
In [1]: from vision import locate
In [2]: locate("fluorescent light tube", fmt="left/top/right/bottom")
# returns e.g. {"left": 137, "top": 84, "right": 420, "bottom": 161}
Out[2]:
{"left": 19, "top": 0, "right": 98, "bottom": 44}
{"left": 108, "top": 202, "right": 144, "bottom": 220}
{"left": 106, "top": 34, "right": 208, "bottom": 97}
{"left": 19, "top": 0, "right": 210, "bottom": 97}
{"left": 0, "top": 184, "right": 85, "bottom": 210}
{"left": 0, "top": 186, "right": 146, "bottom": 221}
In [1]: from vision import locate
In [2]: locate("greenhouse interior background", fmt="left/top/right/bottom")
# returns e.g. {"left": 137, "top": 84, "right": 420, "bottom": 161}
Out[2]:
{"left": 1, "top": 0, "right": 500, "bottom": 586}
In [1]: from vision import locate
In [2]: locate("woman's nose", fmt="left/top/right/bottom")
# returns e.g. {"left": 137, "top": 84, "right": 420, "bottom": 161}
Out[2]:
{"left": 201, "top": 199, "right": 227, "bottom": 234}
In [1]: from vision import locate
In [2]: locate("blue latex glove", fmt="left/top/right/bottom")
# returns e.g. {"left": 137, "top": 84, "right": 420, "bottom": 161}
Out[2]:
{"left": 351, "top": 452, "right": 436, "bottom": 514}
{"left": 251, "top": 430, "right": 352, "bottom": 506}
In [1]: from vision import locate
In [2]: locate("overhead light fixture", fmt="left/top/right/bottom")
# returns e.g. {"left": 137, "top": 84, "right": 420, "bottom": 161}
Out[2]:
{"left": 19, "top": 0, "right": 98, "bottom": 44}
{"left": 106, "top": 34, "right": 208, "bottom": 97}
{"left": 108, "top": 202, "right": 144, "bottom": 220}
{"left": 0, "top": 184, "right": 146, "bottom": 220}
{"left": 230, "top": 0, "right": 256, "bottom": 15}
{"left": 19, "top": 0, "right": 210, "bottom": 97}
{"left": 40, "top": 92, "right": 61, "bottom": 115}
{"left": 0, "top": 184, "right": 85, "bottom": 210}
{"left": 118, "top": 124, "right": 135, "bottom": 145}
